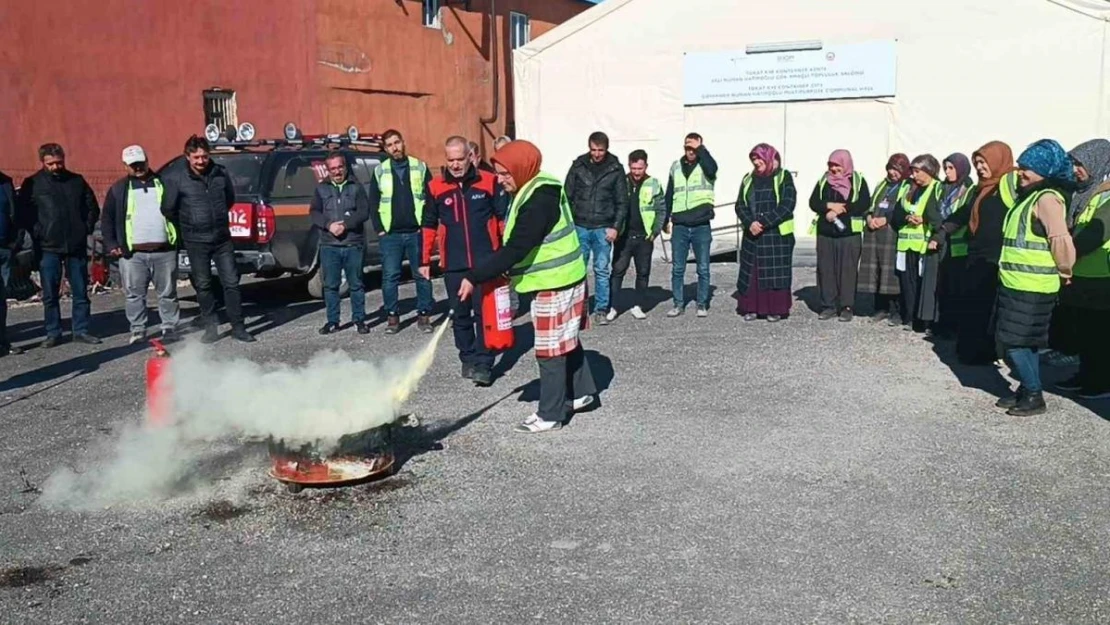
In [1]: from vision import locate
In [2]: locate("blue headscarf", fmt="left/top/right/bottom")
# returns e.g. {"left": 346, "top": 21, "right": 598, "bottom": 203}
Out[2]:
{"left": 1016, "top": 139, "right": 1076, "bottom": 184}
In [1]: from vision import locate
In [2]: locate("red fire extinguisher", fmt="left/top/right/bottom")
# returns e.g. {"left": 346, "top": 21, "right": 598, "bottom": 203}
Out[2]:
{"left": 481, "top": 277, "right": 515, "bottom": 351}
{"left": 145, "top": 339, "right": 172, "bottom": 427}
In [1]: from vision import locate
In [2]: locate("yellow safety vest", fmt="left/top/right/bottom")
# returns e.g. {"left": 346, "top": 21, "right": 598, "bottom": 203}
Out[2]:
{"left": 999, "top": 170, "right": 1020, "bottom": 209}
{"left": 740, "top": 169, "right": 794, "bottom": 236}
{"left": 503, "top": 172, "right": 587, "bottom": 294}
{"left": 947, "top": 183, "right": 976, "bottom": 258}
{"left": 374, "top": 156, "right": 427, "bottom": 233}
{"left": 897, "top": 181, "right": 941, "bottom": 254}
{"left": 636, "top": 176, "right": 663, "bottom": 235}
{"left": 810, "top": 172, "right": 864, "bottom": 235}
{"left": 125, "top": 179, "right": 177, "bottom": 248}
{"left": 999, "top": 188, "right": 1066, "bottom": 294}
{"left": 1072, "top": 189, "right": 1110, "bottom": 279}
{"left": 669, "top": 160, "right": 715, "bottom": 214}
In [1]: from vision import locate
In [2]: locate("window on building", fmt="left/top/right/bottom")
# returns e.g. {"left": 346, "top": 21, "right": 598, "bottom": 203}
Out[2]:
{"left": 423, "top": 0, "right": 441, "bottom": 29}
{"left": 510, "top": 12, "right": 530, "bottom": 49}
{"left": 203, "top": 89, "right": 238, "bottom": 132}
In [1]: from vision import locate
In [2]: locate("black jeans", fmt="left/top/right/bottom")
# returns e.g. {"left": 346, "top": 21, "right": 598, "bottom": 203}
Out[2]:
{"left": 537, "top": 345, "right": 598, "bottom": 422}
{"left": 185, "top": 239, "right": 243, "bottom": 328}
{"left": 610, "top": 233, "right": 653, "bottom": 310}
{"left": 816, "top": 235, "right": 861, "bottom": 311}
{"left": 897, "top": 251, "right": 923, "bottom": 326}
{"left": 0, "top": 248, "right": 9, "bottom": 345}
{"left": 444, "top": 270, "right": 494, "bottom": 371}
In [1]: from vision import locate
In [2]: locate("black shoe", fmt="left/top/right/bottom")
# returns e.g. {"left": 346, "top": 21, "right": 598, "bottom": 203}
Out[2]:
{"left": 996, "top": 388, "right": 1025, "bottom": 409}
{"left": 1007, "top": 391, "right": 1046, "bottom": 417}
{"left": 471, "top": 367, "right": 493, "bottom": 387}
{"left": 160, "top": 329, "right": 178, "bottom": 344}
{"left": 0, "top": 342, "right": 22, "bottom": 356}
{"left": 74, "top": 333, "right": 102, "bottom": 345}
{"left": 201, "top": 326, "right": 220, "bottom": 344}
{"left": 838, "top": 308, "right": 854, "bottom": 323}
{"left": 417, "top": 315, "right": 433, "bottom": 334}
{"left": 231, "top": 327, "right": 256, "bottom": 343}
{"left": 356, "top": 322, "right": 370, "bottom": 335}
{"left": 190, "top": 315, "right": 207, "bottom": 329}
{"left": 818, "top": 309, "right": 837, "bottom": 321}
{"left": 319, "top": 322, "right": 340, "bottom": 335}
{"left": 461, "top": 363, "right": 475, "bottom": 380}
{"left": 384, "top": 315, "right": 400, "bottom": 335}
{"left": 40, "top": 335, "right": 60, "bottom": 349}
{"left": 1056, "top": 374, "right": 1085, "bottom": 392}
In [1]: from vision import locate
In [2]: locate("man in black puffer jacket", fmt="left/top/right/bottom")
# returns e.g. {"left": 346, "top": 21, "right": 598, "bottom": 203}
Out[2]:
{"left": 16, "top": 143, "right": 101, "bottom": 347}
{"left": 564, "top": 131, "right": 628, "bottom": 323}
{"left": 161, "top": 135, "right": 254, "bottom": 344}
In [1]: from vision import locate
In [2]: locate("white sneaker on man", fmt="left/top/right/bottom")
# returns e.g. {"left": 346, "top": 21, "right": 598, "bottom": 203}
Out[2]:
{"left": 566, "top": 395, "right": 595, "bottom": 412}
{"left": 630, "top": 306, "right": 646, "bottom": 320}
{"left": 129, "top": 332, "right": 145, "bottom": 345}
{"left": 514, "top": 414, "right": 562, "bottom": 433}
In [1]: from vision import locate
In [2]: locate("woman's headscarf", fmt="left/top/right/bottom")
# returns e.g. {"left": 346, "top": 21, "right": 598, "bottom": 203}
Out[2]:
{"left": 1068, "top": 138, "right": 1110, "bottom": 220}
{"left": 969, "top": 141, "right": 1015, "bottom": 234}
{"left": 749, "top": 143, "right": 780, "bottom": 177}
{"left": 885, "top": 153, "right": 911, "bottom": 183}
{"left": 826, "top": 149, "right": 854, "bottom": 199}
{"left": 1016, "top": 139, "right": 1076, "bottom": 186}
{"left": 490, "top": 140, "right": 542, "bottom": 189}
{"left": 910, "top": 154, "right": 941, "bottom": 181}
{"left": 939, "top": 152, "right": 972, "bottom": 219}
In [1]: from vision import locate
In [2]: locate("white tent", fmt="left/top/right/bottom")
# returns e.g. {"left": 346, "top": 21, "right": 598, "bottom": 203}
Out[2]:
{"left": 514, "top": 0, "right": 1110, "bottom": 253}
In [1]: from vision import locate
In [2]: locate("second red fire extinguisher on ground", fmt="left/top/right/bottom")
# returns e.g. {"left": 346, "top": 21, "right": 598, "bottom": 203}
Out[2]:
{"left": 481, "top": 277, "right": 515, "bottom": 351}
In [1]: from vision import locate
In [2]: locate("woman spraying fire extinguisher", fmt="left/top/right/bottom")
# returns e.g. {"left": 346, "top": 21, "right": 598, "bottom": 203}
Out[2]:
{"left": 458, "top": 140, "right": 600, "bottom": 434}
{"left": 419, "top": 136, "right": 516, "bottom": 387}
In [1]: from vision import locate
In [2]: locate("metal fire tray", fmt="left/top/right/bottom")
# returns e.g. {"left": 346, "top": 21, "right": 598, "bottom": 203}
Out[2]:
{"left": 268, "top": 454, "right": 395, "bottom": 493}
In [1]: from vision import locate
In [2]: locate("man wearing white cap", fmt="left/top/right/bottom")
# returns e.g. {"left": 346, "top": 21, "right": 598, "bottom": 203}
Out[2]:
{"left": 101, "top": 145, "right": 180, "bottom": 343}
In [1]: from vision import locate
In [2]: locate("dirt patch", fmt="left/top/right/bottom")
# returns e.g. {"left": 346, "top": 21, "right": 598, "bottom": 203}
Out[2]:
{"left": 0, "top": 566, "right": 62, "bottom": 589}
{"left": 67, "top": 556, "right": 94, "bottom": 567}
{"left": 197, "top": 500, "right": 252, "bottom": 522}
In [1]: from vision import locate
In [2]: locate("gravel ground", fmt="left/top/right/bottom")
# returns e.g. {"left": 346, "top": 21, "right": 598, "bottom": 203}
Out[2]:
{"left": 1, "top": 255, "right": 1109, "bottom": 624}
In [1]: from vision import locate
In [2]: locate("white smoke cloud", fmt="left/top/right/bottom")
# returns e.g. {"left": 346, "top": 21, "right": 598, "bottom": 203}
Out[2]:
{"left": 40, "top": 323, "right": 448, "bottom": 510}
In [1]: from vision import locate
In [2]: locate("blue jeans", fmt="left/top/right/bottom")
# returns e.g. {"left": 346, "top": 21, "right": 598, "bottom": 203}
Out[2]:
{"left": 670, "top": 223, "right": 712, "bottom": 308}
{"left": 1005, "top": 347, "right": 1042, "bottom": 393}
{"left": 576, "top": 226, "right": 612, "bottom": 312}
{"left": 380, "top": 232, "right": 433, "bottom": 316}
{"left": 39, "top": 251, "right": 91, "bottom": 337}
{"left": 320, "top": 245, "right": 366, "bottom": 325}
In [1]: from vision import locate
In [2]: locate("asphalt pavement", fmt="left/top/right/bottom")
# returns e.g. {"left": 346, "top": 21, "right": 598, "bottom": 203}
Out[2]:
{"left": 1, "top": 257, "right": 1109, "bottom": 624}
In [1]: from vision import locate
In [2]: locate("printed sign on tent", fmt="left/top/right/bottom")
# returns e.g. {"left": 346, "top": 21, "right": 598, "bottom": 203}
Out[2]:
{"left": 683, "top": 40, "right": 897, "bottom": 106}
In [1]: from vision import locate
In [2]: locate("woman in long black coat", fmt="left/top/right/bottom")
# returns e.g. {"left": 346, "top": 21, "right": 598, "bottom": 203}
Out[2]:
{"left": 735, "top": 143, "right": 797, "bottom": 321}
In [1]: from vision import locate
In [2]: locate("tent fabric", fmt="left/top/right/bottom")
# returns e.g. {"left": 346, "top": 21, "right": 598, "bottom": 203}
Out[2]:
{"left": 513, "top": 0, "right": 1110, "bottom": 250}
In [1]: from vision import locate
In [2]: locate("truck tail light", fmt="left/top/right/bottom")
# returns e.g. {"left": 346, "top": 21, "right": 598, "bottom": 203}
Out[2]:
{"left": 255, "top": 202, "right": 276, "bottom": 244}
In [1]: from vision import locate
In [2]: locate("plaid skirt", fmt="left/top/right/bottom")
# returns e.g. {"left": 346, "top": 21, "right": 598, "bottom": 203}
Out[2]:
{"left": 858, "top": 225, "right": 900, "bottom": 295}
{"left": 530, "top": 280, "right": 588, "bottom": 358}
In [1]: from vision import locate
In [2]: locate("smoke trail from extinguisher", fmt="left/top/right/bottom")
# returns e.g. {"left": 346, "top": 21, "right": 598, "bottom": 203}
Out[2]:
{"left": 40, "top": 322, "right": 450, "bottom": 510}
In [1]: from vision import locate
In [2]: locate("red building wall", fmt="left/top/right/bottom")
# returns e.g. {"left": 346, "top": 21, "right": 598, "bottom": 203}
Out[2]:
{"left": 0, "top": 0, "right": 586, "bottom": 194}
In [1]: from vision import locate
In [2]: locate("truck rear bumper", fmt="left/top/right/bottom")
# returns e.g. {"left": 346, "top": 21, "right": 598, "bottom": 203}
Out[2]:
{"left": 177, "top": 250, "right": 278, "bottom": 276}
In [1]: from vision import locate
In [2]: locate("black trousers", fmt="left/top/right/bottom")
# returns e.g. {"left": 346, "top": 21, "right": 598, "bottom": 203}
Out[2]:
{"left": 537, "top": 345, "right": 597, "bottom": 423}
{"left": 444, "top": 270, "right": 494, "bottom": 370}
{"left": 816, "top": 235, "right": 861, "bottom": 311}
{"left": 955, "top": 257, "right": 999, "bottom": 365}
{"left": 1076, "top": 307, "right": 1110, "bottom": 389}
{"left": 610, "top": 233, "right": 653, "bottom": 310}
{"left": 897, "top": 251, "right": 923, "bottom": 326}
{"left": 185, "top": 239, "right": 243, "bottom": 328}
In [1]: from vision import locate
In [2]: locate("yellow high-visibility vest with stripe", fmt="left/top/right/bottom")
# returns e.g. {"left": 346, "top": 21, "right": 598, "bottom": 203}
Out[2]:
{"left": 125, "top": 179, "right": 177, "bottom": 248}
{"left": 740, "top": 169, "right": 794, "bottom": 236}
{"left": 637, "top": 176, "right": 663, "bottom": 235}
{"left": 940, "top": 183, "right": 973, "bottom": 258}
{"left": 809, "top": 172, "right": 864, "bottom": 235}
{"left": 999, "top": 170, "right": 1020, "bottom": 209}
{"left": 669, "top": 160, "right": 715, "bottom": 214}
{"left": 374, "top": 157, "right": 428, "bottom": 233}
{"left": 503, "top": 172, "right": 587, "bottom": 294}
{"left": 896, "top": 181, "right": 941, "bottom": 254}
{"left": 1072, "top": 189, "right": 1110, "bottom": 279}
{"left": 999, "top": 188, "right": 1065, "bottom": 294}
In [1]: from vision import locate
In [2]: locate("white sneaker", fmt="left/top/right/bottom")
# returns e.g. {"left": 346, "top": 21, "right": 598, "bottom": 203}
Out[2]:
{"left": 566, "top": 395, "right": 595, "bottom": 412}
{"left": 696, "top": 307, "right": 708, "bottom": 318}
{"left": 514, "top": 414, "right": 562, "bottom": 433}
{"left": 630, "top": 306, "right": 646, "bottom": 320}
{"left": 605, "top": 308, "right": 618, "bottom": 322}
{"left": 128, "top": 332, "right": 145, "bottom": 345}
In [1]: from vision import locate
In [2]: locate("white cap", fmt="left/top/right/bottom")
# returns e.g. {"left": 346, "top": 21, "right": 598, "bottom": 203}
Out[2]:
{"left": 122, "top": 145, "right": 147, "bottom": 165}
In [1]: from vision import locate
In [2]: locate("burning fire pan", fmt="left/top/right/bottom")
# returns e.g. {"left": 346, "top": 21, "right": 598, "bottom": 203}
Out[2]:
{"left": 267, "top": 424, "right": 395, "bottom": 494}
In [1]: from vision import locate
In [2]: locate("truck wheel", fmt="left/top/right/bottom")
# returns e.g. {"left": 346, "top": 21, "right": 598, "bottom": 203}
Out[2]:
{"left": 305, "top": 267, "right": 348, "bottom": 300}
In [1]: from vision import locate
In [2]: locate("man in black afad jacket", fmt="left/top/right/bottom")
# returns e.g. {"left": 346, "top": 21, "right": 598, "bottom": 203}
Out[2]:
{"left": 16, "top": 143, "right": 101, "bottom": 347}
{"left": 0, "top": 169, "right": 23, "bottom": 355}
{"left": 564, "top": 131, "right": 628, "bottom": 324}
{"left": 310, "top": 151, "right": 371, "bottom": 336}
{"left": 161, "top": 135, "right": 255, "bottom": 343}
